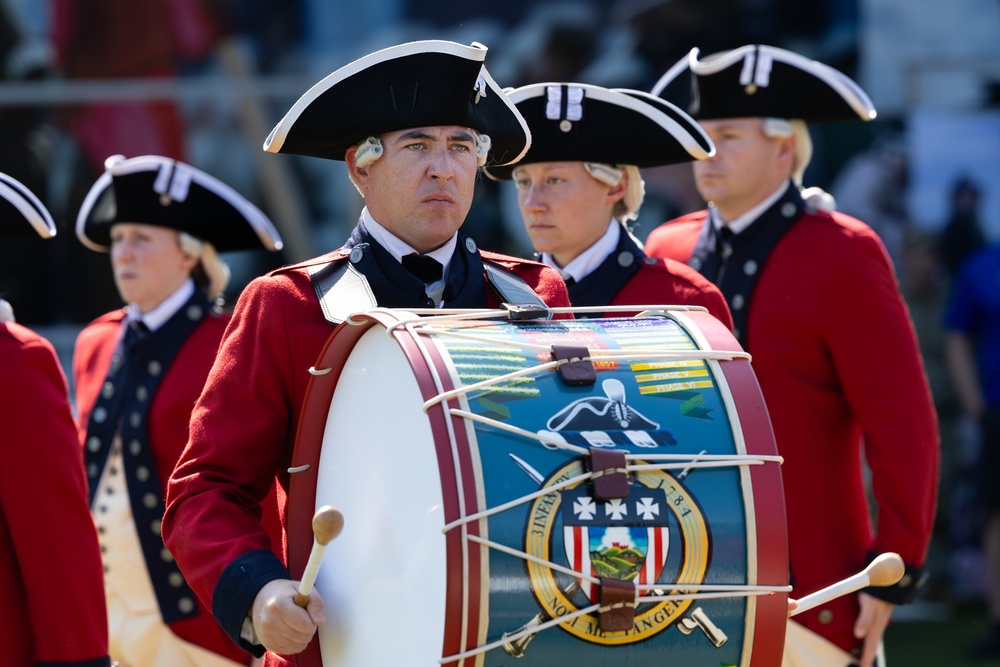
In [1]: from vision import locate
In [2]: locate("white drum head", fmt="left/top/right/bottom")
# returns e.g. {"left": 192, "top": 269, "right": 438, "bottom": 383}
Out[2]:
{"left": 313, "top": 326, "right": 446, "bottom": 664}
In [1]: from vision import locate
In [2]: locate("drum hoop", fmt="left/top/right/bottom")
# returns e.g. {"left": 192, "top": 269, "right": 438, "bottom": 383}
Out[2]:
{"left": 406, "top": 317, "right": 487, "bottom": 665}
{"left": 287, "top": 315, "right": 378, "bottom": 667}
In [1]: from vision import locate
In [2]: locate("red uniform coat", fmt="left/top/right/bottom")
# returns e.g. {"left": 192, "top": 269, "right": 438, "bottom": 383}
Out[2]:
{"left": 603, "top": 258, "right": 733, "bottom": 329}
{"left": 163, "top": 247, "right": 571, "bottom": 665}
{"left": 74, "top": 308, "right": 251, "bottom": 663}
{"left": 645, "top": 209, "right": 939, "bottom": 652}
{"left": 0, "top": 322, "right": 110, "bottom": 667}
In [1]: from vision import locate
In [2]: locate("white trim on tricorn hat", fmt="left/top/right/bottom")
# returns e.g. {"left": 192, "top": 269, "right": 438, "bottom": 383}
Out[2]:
{"left": 484, "top": 82, "right": 713, "bottom": 181}
{"left": 651, "top": 44, "right": 876, "bottom": 123}
{"left": 76, "top": 155, "right": 284, "bottom": 253}
{"left": 263, "top": 40, "right": 531, "bottom": 166}
{"left": 0, "top": 171, "right": 56, "bottom": 240}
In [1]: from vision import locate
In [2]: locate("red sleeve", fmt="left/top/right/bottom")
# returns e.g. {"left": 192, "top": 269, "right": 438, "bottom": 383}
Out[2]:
{"left": 820, "top": 224, "right": 939, "bottom": 566}
{"left": 163, "top": 275, "right": 302, "bottom": 609}
{"left": 0, "top": 328, "right": 109, "bottom": 663}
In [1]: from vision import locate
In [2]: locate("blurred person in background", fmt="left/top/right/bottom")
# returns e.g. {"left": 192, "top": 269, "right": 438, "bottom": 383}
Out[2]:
{"left": 897, "top": 228, "right": 965, "bottom": 600}
{"left": 48, "top": 0, "right": 226, "bottom": 321}
{"left": 486, "top": 81, "right": 731, "bottom": 327}
{"left": 828, "top": 131, "right": 910, "bottom": 270}
{"left": 944, "top": 240, "right": 1000, "bottom": 659}
{"left": 72, "top": 154, "right": 283, "bottom": 667}
{"left": 939, "top": 175, "right": 987, "bottom": 279}
{"left": 0, "top": 171, "right": 111, "bottom": 667}
{"left": 644, "top": 45, "right": 938, "bottom": 667}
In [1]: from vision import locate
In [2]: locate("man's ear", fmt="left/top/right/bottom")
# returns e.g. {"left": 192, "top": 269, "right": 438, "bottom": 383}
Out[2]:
{"left": 345, "top": 146, "right": 368, "bottom": 191}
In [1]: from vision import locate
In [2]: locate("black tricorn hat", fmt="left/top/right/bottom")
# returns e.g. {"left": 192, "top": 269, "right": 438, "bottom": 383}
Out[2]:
{"left": 264, "top": 40, "right": 531, "bottom": 167}
{"left": 76, "top": 155, "right": 284, "bottom": 253}
{"left": 651, "top": 45, "right": 876, "bottom": 123}
{"left": 484, "top": 82, "right": 714, "bottom": 181}
{"left": 0, "top": 171, "right": 55, "bottom": 240}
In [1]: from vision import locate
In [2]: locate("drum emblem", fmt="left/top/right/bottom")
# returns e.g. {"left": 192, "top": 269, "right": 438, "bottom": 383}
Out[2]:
{"left": 561, "top": 485, "right": 670, "bottom": 602}
{"left": 524, "top": 458, "right": 710, "bottom": 645}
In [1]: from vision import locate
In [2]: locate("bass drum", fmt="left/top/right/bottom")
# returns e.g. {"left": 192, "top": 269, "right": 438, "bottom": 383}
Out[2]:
{"left": 287, "top": 308, "right": 787, "bottom": 667}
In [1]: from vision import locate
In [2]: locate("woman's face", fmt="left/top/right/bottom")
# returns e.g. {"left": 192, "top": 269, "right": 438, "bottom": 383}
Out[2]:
{"left": 514, "top": 161, "right": 625, "bottom": 267}
{"left": 110, "top": 223, "right": 198, "bottom": 313}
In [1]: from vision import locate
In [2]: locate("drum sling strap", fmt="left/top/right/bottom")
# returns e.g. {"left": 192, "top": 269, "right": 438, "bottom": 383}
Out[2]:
{"left": 308, "top": 258, "right": 548, "bottom": 325}
{"left": 308, "top": 261, "right": 378, "bottom": 325}
{"left": 482, "top": 260, "right": 550, "bottom": 316}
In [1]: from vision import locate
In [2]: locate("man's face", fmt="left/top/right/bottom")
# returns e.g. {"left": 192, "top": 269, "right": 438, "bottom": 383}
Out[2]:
{"left": 513, "top": 161, "right": 624, "bottom": 268}
{"left": 349, "top": 125, "right": 479, "bottom": 254}
{"left": 693, "top": 117, "right": 793, "bottom": 220}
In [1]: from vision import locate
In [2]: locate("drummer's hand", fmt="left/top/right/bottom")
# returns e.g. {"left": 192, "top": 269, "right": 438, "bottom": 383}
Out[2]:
{"left": 251, "top": 579, "right": 326, "bottom": 655}
{"left": 854, "top": 592, "right": 893, "bottom": 667}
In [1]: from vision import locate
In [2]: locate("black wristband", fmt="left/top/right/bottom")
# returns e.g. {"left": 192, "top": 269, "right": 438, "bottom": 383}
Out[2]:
{"left": 860, "top": 550, "right": 926, "bottom": 605}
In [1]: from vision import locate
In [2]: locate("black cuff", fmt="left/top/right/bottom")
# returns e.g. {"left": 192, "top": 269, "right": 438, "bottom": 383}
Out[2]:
{"left": 213, "top": 548, "right": 291, "bottom": 656}
{"left": 861, "top": 550, "right": 927, "bottom": 605}
{"left": 38, "top": 659, "right": 112, "bottom": 667}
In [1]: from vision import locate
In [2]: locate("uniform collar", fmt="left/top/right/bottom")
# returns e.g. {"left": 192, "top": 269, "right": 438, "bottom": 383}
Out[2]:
{"left": 361, "top": 206, "right": 457, "bottom": 291}
{"left": 540, "top": 218, "right": 620, "bottom": 284}
{"left": 126, "top": 278, "right": 195, "bottom": 333}
{"left": 711, "top": 180, "right": 791, "bottom": 236}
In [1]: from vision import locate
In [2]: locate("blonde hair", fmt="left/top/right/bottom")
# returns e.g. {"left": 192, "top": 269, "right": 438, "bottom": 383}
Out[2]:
{"left": 582, "top": 162, "right": 645, "bottom": 222}
{"left": 177, "top": 231, "right": 231, "bottom": 299}
{"left": 761, "top": 118, "right": 812, "bottom": 186}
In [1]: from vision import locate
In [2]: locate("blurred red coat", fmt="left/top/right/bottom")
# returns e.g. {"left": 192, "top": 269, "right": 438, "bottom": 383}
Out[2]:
{"left": 0, "top": 322, "right": 110, "bottom": 666}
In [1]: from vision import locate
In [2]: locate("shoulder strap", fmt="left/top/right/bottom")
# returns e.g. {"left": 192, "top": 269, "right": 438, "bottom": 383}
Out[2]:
{"left": 308, "top": 260, "right": 378, "bottom": 325}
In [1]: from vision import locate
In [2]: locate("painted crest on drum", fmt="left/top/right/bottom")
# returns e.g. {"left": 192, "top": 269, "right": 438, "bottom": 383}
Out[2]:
{"left": 525, "top": 459, "right": 709, "bottom": 644}
{"left": 430, "top": 315, "right": 755, "bottom": 666}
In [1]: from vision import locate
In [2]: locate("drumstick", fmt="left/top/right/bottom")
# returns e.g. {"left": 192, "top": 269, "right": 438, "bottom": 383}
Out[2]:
{"left": 788, "top": 552, "right": 904, "bottom": 618}
{"left": 293, "top": 505, "right": 345, "bottom": 607}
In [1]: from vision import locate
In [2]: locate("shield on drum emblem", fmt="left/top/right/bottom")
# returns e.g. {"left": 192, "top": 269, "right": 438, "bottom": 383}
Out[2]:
{"left": 561, "top": 485, "right": 670, "bottom": 602}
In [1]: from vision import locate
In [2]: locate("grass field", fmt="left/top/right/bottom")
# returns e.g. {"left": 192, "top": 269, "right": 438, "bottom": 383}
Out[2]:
{"left": 885, "top": 602, "right": 998, "bottom": 666}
